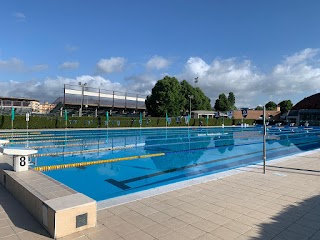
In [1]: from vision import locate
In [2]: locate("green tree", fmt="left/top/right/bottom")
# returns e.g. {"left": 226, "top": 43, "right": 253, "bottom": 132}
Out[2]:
{"left": 145, "top": 76, "right": 183, "bottom": 117}
{"left": 214, "top": 93, "right": 230, "bottom": 111}
{"left": 180, "top": 80, "right": 194, "bottom": 114}
{"left": 255, "top": 106, "right": 263, "bottom": 110}
{"left": 278, "top": 100, "right": 293, "bottom": 114}
{"left": 193, "top": 88, "right": 211, "bottom": 111}
{"left": 145, "top": 76, "right": 211, "bottom": 117}
{"left": 228, "top": 92, "right": 236, "bottom": 109}
{"left": 265, "top": 101, "right": 277, "bottom": 110}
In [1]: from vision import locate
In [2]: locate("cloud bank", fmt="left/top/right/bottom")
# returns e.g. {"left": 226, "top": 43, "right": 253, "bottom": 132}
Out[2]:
{"left": 1, "top": 48, "right": 320, "bottom": 107}
{"left": 180, "top": 48, "right": 320, "bottom": 107}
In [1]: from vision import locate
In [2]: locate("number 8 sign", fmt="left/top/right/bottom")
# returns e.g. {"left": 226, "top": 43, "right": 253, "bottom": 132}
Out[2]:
{"left": 14, "top": 155, "right": 29, "bottom": 172}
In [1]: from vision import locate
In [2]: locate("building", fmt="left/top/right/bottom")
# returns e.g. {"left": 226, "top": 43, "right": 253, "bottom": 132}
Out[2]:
{"left": 0, "top": 97, "right": 37, "bottom": 115}
{"left": 287, "top": 93, "right": 320, "bottom": 126}
{"left": 50, "top": 84, "right": 147, "bottom": 116}
{"left": 30, "top": 101, "right": 56, "bottom": 114}
{"left": 192, "top": 110, "right": 219, "bottom": 119}
{"left": 39, "top": 102, "right": 56, "bottom": 114}
{"left": 192, "top": 107, "right": 281, "bottom": 123}
{"left": 233, "top": 106, "right": 281, "bottom": 122}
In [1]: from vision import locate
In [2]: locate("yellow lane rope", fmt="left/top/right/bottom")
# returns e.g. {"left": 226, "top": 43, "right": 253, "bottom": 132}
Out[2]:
{"left": 34, "top": 152, "right": 165, "bottom": 171}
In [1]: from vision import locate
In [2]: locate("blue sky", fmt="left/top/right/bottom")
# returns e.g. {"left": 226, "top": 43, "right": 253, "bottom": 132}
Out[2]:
{"left": 1, "top": 0, "right": 320, "bottom": 108}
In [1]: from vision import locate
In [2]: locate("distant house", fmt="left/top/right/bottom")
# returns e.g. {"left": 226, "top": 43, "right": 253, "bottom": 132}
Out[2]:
{"left": 192, "top": 110, "right": 219, "bottom": 119}
{"left": 233, "top": 106, "right": 281, "bottom": 121}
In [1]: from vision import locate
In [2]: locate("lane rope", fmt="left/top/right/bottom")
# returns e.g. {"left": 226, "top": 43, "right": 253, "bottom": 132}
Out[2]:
{"left": 34, "top": 152, "right": 165, "bottom": 171}
{"left": 32, "top": 144, "right": 143, "bottom": 157}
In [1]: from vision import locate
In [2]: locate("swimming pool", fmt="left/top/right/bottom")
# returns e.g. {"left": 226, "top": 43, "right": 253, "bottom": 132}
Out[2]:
{"left": 4, "top": 126, "right": 320, "bottom": 201}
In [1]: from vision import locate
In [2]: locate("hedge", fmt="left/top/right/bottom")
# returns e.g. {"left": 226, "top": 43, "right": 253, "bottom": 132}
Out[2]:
{"left": 0, "top": 115, "right": 255, "bottom": 129}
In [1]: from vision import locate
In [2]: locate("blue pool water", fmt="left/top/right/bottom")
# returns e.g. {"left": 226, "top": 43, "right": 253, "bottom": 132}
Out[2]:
{"left": 6, "top": 126, "right": 320, "bottom": 201}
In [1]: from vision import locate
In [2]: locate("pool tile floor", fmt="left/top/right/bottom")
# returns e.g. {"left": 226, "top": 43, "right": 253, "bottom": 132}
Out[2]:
{"left": 2, "top": 151, "right": 320, "bottom": 239}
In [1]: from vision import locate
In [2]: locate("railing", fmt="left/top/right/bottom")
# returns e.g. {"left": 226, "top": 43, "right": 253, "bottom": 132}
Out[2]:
{"left": 52, "top": 85, "right": 148, "bottom": 110}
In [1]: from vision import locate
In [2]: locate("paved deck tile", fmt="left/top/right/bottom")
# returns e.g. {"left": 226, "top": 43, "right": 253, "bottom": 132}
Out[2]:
{"left": 3, "top": 151, "right": 320, "bottom": 239}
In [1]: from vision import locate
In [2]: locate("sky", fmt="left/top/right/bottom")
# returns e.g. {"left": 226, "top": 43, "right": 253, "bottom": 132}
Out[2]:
{"left": 1, "top": 0, "right": 320, "bottom": 108}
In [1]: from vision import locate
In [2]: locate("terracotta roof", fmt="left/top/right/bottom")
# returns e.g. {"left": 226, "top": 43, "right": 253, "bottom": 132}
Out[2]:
{"left": 233, "top": 110, "right": 281, "bottom": 120}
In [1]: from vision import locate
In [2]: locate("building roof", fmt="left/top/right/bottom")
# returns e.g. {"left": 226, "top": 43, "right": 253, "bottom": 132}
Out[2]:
{"left": 0, "top": 96, "right": 38, "bottom": 102}
{"left": 233, "top": 110, "right": 281, "bottom": 120}
{"left": 292, "top": 93, "right": 320, "bottom": 110}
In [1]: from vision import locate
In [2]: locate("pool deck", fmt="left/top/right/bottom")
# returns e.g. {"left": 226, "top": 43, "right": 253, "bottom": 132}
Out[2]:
{"left": 2, "top": 150, "right": 320, "bottom": 239}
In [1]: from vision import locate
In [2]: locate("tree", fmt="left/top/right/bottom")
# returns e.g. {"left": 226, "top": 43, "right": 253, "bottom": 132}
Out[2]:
{"left": 228, "top": 92, "right": 235, "bottom": 109}
{"left": 214, "top": 93, "right": 230, "bottom": 111}
{"left": 145, "top": 76, "right": 183, "bottom": 117}
{"left": 265, "top": 101, "right": 277, "bottom": 110}
{"left": 145, "top": 76, "right": 211, "bottom": 116}
{"left": 214, "top": 92, "right": 236, "bottom": 111}
{"left": 193, "top": 87, "right": 211, "bottom": 111}
{"left": 180, "top": 80, "right": 194, "bottom": 114}
{"left": 278, "top": 100, "right": 293, "bottom": 114}
{"left": 255, "top": 106, "right": 263, "bottom": 110}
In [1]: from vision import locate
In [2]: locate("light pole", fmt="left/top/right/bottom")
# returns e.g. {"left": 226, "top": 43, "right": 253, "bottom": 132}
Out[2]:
{"left": 188, "top": 95, "right": 194, "bottom": 118}
{"left": 263, "top": 105, "right": 267, "bottom": 174}
{"left": 79, "top": 82, "right": 87, "bottom": 117}
{"left": 194, "top": 77, "right": 198, "bottom": 88}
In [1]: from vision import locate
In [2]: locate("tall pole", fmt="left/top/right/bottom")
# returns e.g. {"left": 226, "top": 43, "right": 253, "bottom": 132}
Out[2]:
{"left": 63, "top": 84, "right": 66, "bottom": 109}
{"left": 263, "top": 105, "right": 266, "bottom": 174}
{"left": 80, "top": 85, "right": 84, "bottom": 117}
{"left": 188, "top": 95, "right": 193, "bottom": 127}
{"left": 26, "top": 113, "right": 29, "bottom": 147}
{"left": 189, "top": 97, "right": 191, "bottom": 117}
{"left": 79, "top": 82, "right": 87, "bottom": 117}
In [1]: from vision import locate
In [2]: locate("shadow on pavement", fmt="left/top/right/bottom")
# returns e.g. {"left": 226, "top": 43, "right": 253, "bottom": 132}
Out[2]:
{"left": 0, "top": 181, "right": 51, "bottom": 239}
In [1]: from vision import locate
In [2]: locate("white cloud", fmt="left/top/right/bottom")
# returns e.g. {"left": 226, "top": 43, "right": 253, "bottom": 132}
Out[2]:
{"left": 284, "top": 48, "right": 318, "bottom": 65}
{"left": 0, "top": 58, "right": 48, "bottom": 72}
{"left": 31, "top": 64, "right": 49, "bottom": 71}
{"left": 59, "top": 61, "right": 79, "bottom": 70}
{"left": 181, "top": 57, "right": 263, "bottom": 107}
{"left": 0, "top": 58, "right": 25, "bottom": 72}
{"left": 184, "top": 57, "right": 210, "bottom": 78}
{"left": 13, "top": 12, "right": 26, "bottom": 22}
{"left": 181, "top": 48, "right": 320, "bottom": 108}
{"left": 146, "top": 56, "right": 170, "bottom": 70}
{"left": 266, "top": 48, "right": 320, "bottom": 96}
{"left": 124, "top": 73, "right": 157, "bottom": 96}
{"left": 0, "top": 75, "right": 125, "bottom": 102}
{"left": 97, "top": 57, "right": 126, "bottom": 73}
